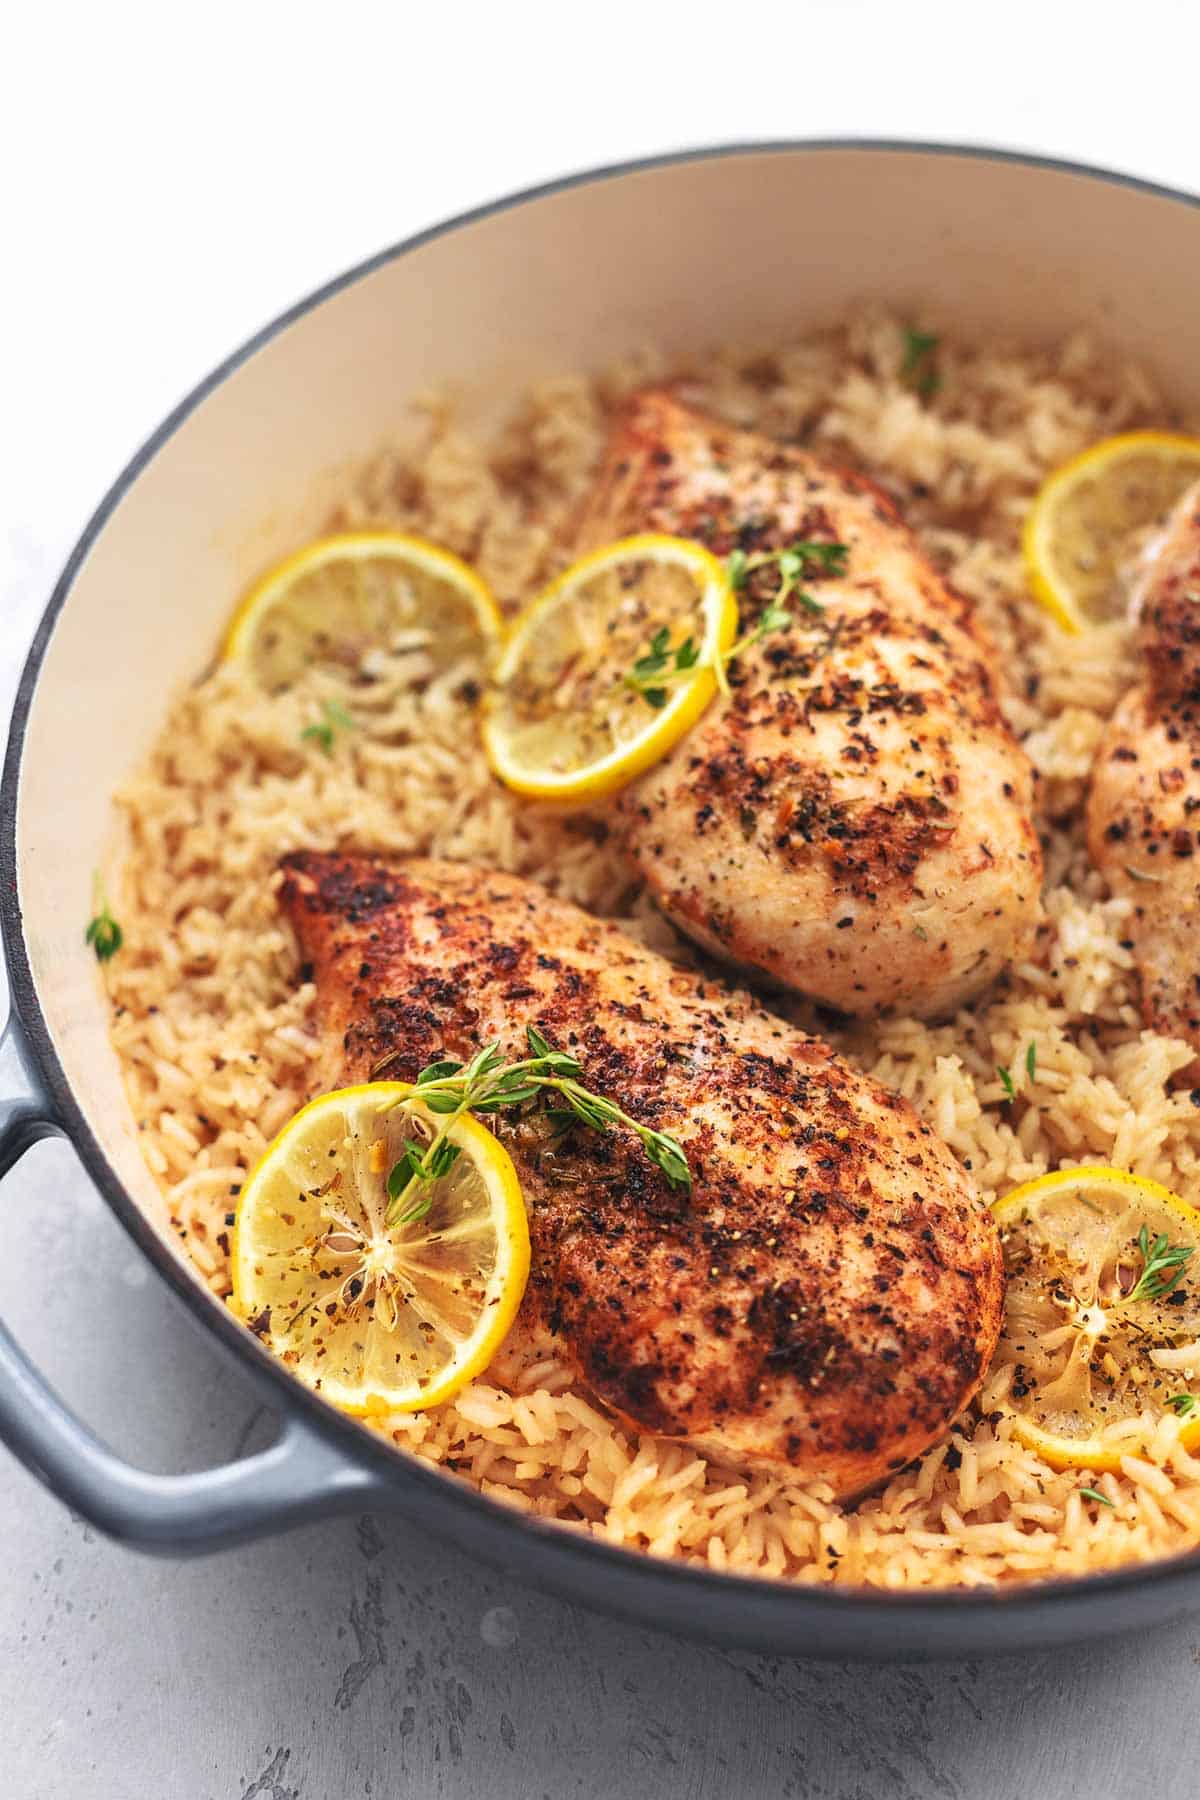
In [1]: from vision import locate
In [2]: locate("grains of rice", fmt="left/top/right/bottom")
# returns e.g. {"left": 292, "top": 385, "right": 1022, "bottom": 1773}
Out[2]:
{"left": 103, "top": 307, "right": 1200, "bottom": 1588}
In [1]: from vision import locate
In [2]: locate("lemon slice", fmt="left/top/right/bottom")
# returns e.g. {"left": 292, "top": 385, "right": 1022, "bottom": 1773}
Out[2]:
{"left": 1023, "top": 432, "right": 1200, "bottom": 633}
{"left": 987, "top": 1167, "right": 1200, "bottom": 1470}
{"left": 223, "top": 531, "right": 503, "bottom": 691}
{"left": 482, "top": 533, "right": 737, "bottom": 802}
{"left": 231, "top": 1083, "right": 529, "bottom": 1414}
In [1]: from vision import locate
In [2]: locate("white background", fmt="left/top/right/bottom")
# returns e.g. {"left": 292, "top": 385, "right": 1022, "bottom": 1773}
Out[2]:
{"left": 6, "top": 6, "right": 1200, "bottom": 1795}
{"left": 5, "top": 0, "right": 1200, "bottom": 659}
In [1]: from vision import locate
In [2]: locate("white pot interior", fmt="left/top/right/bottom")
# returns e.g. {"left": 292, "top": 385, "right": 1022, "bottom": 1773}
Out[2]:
{"left": 13, "top": 144, "right": 1200, "bottom": 1255}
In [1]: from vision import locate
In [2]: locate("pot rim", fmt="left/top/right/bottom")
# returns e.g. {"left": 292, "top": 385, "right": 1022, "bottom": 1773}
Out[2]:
{"left": 6, "top": 134, "right": 1200, "bottom": 1629}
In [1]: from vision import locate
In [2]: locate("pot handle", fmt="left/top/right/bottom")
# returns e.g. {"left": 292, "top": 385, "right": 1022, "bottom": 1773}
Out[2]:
{"left": 0, "top": 1009, "right": 384, "bottom": 1551}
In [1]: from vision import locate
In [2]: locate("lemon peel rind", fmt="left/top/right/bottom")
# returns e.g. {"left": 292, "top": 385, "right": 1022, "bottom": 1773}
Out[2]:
{"left": 483, "top": 532, "right": 738, "bottom": 802}
{"left": 990, "top": 1165, "right": 1200, "bottom": 1470}
{"left": 222, "top": 530, "right": 504, "bottom": 668}
{"left": 231, "top": 1082, "right": 529, "bottom": 1417}
{"left": 1022, "top": 432, "right": 1200, "bottom": 636}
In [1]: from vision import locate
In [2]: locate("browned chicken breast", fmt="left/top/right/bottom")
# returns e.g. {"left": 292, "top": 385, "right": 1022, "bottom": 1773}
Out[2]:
{"left": 577, "top": 391, "right": 1042, "bottom": 1019}
{"left": 279, "top": 850, "right": 1004, "bottom": 1496}
{"left": 1088, "top": 481, "right": 1200, "bottom": 1062}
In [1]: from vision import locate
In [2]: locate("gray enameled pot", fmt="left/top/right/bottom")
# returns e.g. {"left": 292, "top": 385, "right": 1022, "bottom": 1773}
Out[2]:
{"left": 6, "top": 141, "right": 1200, "bottom": 1659}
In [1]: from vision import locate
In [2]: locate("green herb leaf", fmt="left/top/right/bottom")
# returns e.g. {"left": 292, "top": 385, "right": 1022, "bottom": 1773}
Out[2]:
{"left": 417, "top": 1059, "right": 465, "bottom": 1085}
{"left": 726, "top": 548, "right": 748, "bottom": 590}
{"left": 561, "top": 1087, "right": 618, "bottom": 1130}
{"left": 997, "top": 1065, "right": 1016, "bottom": 1102}
{"left": 1025, "top": 1042, "right": 1037, "bottom": 1081}
{"left": 1126, "top": 1226, "right": 1194, "bottom": 1304}
{"left": 385, "top": 1132, "right": 462, "bottom": 1223}
{"left": 1167, "top": 1393, "right": 1198, "bottom": 1418}
{"left": 424, "top": 1140, "right": 462, "bottom": 1181}
{"left": 901, "top": 328, "right": 941, "bottom": 398}
{"left": 1079, "top": 1486, "right": 1114, "bottom": 1508}
{"left": 522, "top": 1032, "right": 581, "bottom": 1077}
{"left": 630, "top": 627, "right": 671, "bottom": 680}
{"left": 85, "top": 904, "right": 124, "bottom": 962}
{"left": 387, "top": 1141, "right": 428, "bottom": 1199}
{"left": 395, "top": 1191, "right": 436, "bottom": 1225}
{"left": 646, "top": 1134, "right": 691, "bottom": 1188}
{"left": 472, "top": 1081, "right": 540, "bottom": 1111}
{"left": 301, "top": 698, "right": 357, "bottom": 754}
{"left": 422, "top": 1091, "right": 464, "bottom": 1114}
{"left": 799, "top": 542, "right": 850, "bottom": 575}
{"left": 756, "top": 604, "right": 796, "bottom": 636}
{"left": 901, "top": 328, "right": 939, "bottom": 372}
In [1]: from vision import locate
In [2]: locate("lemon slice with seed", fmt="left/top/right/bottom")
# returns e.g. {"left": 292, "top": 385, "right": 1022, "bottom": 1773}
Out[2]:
{"left": 223, "top": 531, "right": 503, "bottom": 692}
{"left": 1023, "top": 432, "right": 1200, "bottom": 633}
{"left": 987, "top": 1167, "right": 1200, "bottom": 1470}
{"left": 231, "top": 1084, "right": 529, "bottom": 1414}
{"left": 482, "top": 533, "right": 737, "bottom": 803}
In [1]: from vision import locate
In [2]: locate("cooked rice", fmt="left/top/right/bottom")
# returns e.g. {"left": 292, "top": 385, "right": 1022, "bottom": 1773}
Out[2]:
{"left": 104, "top": 309, "right": 1200, "bottom": 1588}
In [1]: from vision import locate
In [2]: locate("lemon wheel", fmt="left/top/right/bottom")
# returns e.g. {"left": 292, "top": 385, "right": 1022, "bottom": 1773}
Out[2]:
{"left": 231, "top": 1084, "right": 529, "bottom": 1414}
{"left": 482, "top": 533, "right": 737, "bottom": 803}
{"left": 223, "top": 531, "right": 503, "bottom": 691}
{"left": 1023, "top": 432, "right": 1200, "bottom": 633}
{"left": 987, "top": 1166, "right": 1200, "bottom": 1470}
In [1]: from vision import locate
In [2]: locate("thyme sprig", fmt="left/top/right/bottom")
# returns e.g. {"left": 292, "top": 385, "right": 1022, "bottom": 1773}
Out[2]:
{"left": 623, "top": 540, "right": 848, "bottom": 707}
{"left": 997, "top": 1043, "right": 1038, "bottom": 1103}
{"left": 1167, "top": 1393, "right": 1198, "bottom": 1419}
{"left": 382, "top": 1026, "right": 692, "bottom": 1227}
{"left": 1125, "top": 1226, "right": 1194, "bottom": 1305}
{"left": 623, "top": 626, "right": 701, "bottom": 710}
{"left": 301, "top": 698, "right": 356, "bottom": 754}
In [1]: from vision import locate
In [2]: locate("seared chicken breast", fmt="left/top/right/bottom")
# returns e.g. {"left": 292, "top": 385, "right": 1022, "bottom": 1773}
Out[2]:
{"left": 577, "top": 391, "right": 1042, "bottom": 1019}
{"left": 1088, "top": 481, "right": 1200, "bottom": 1061}
{"left": 280, "top": 851, "right": 1004, "bottom": 1496}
